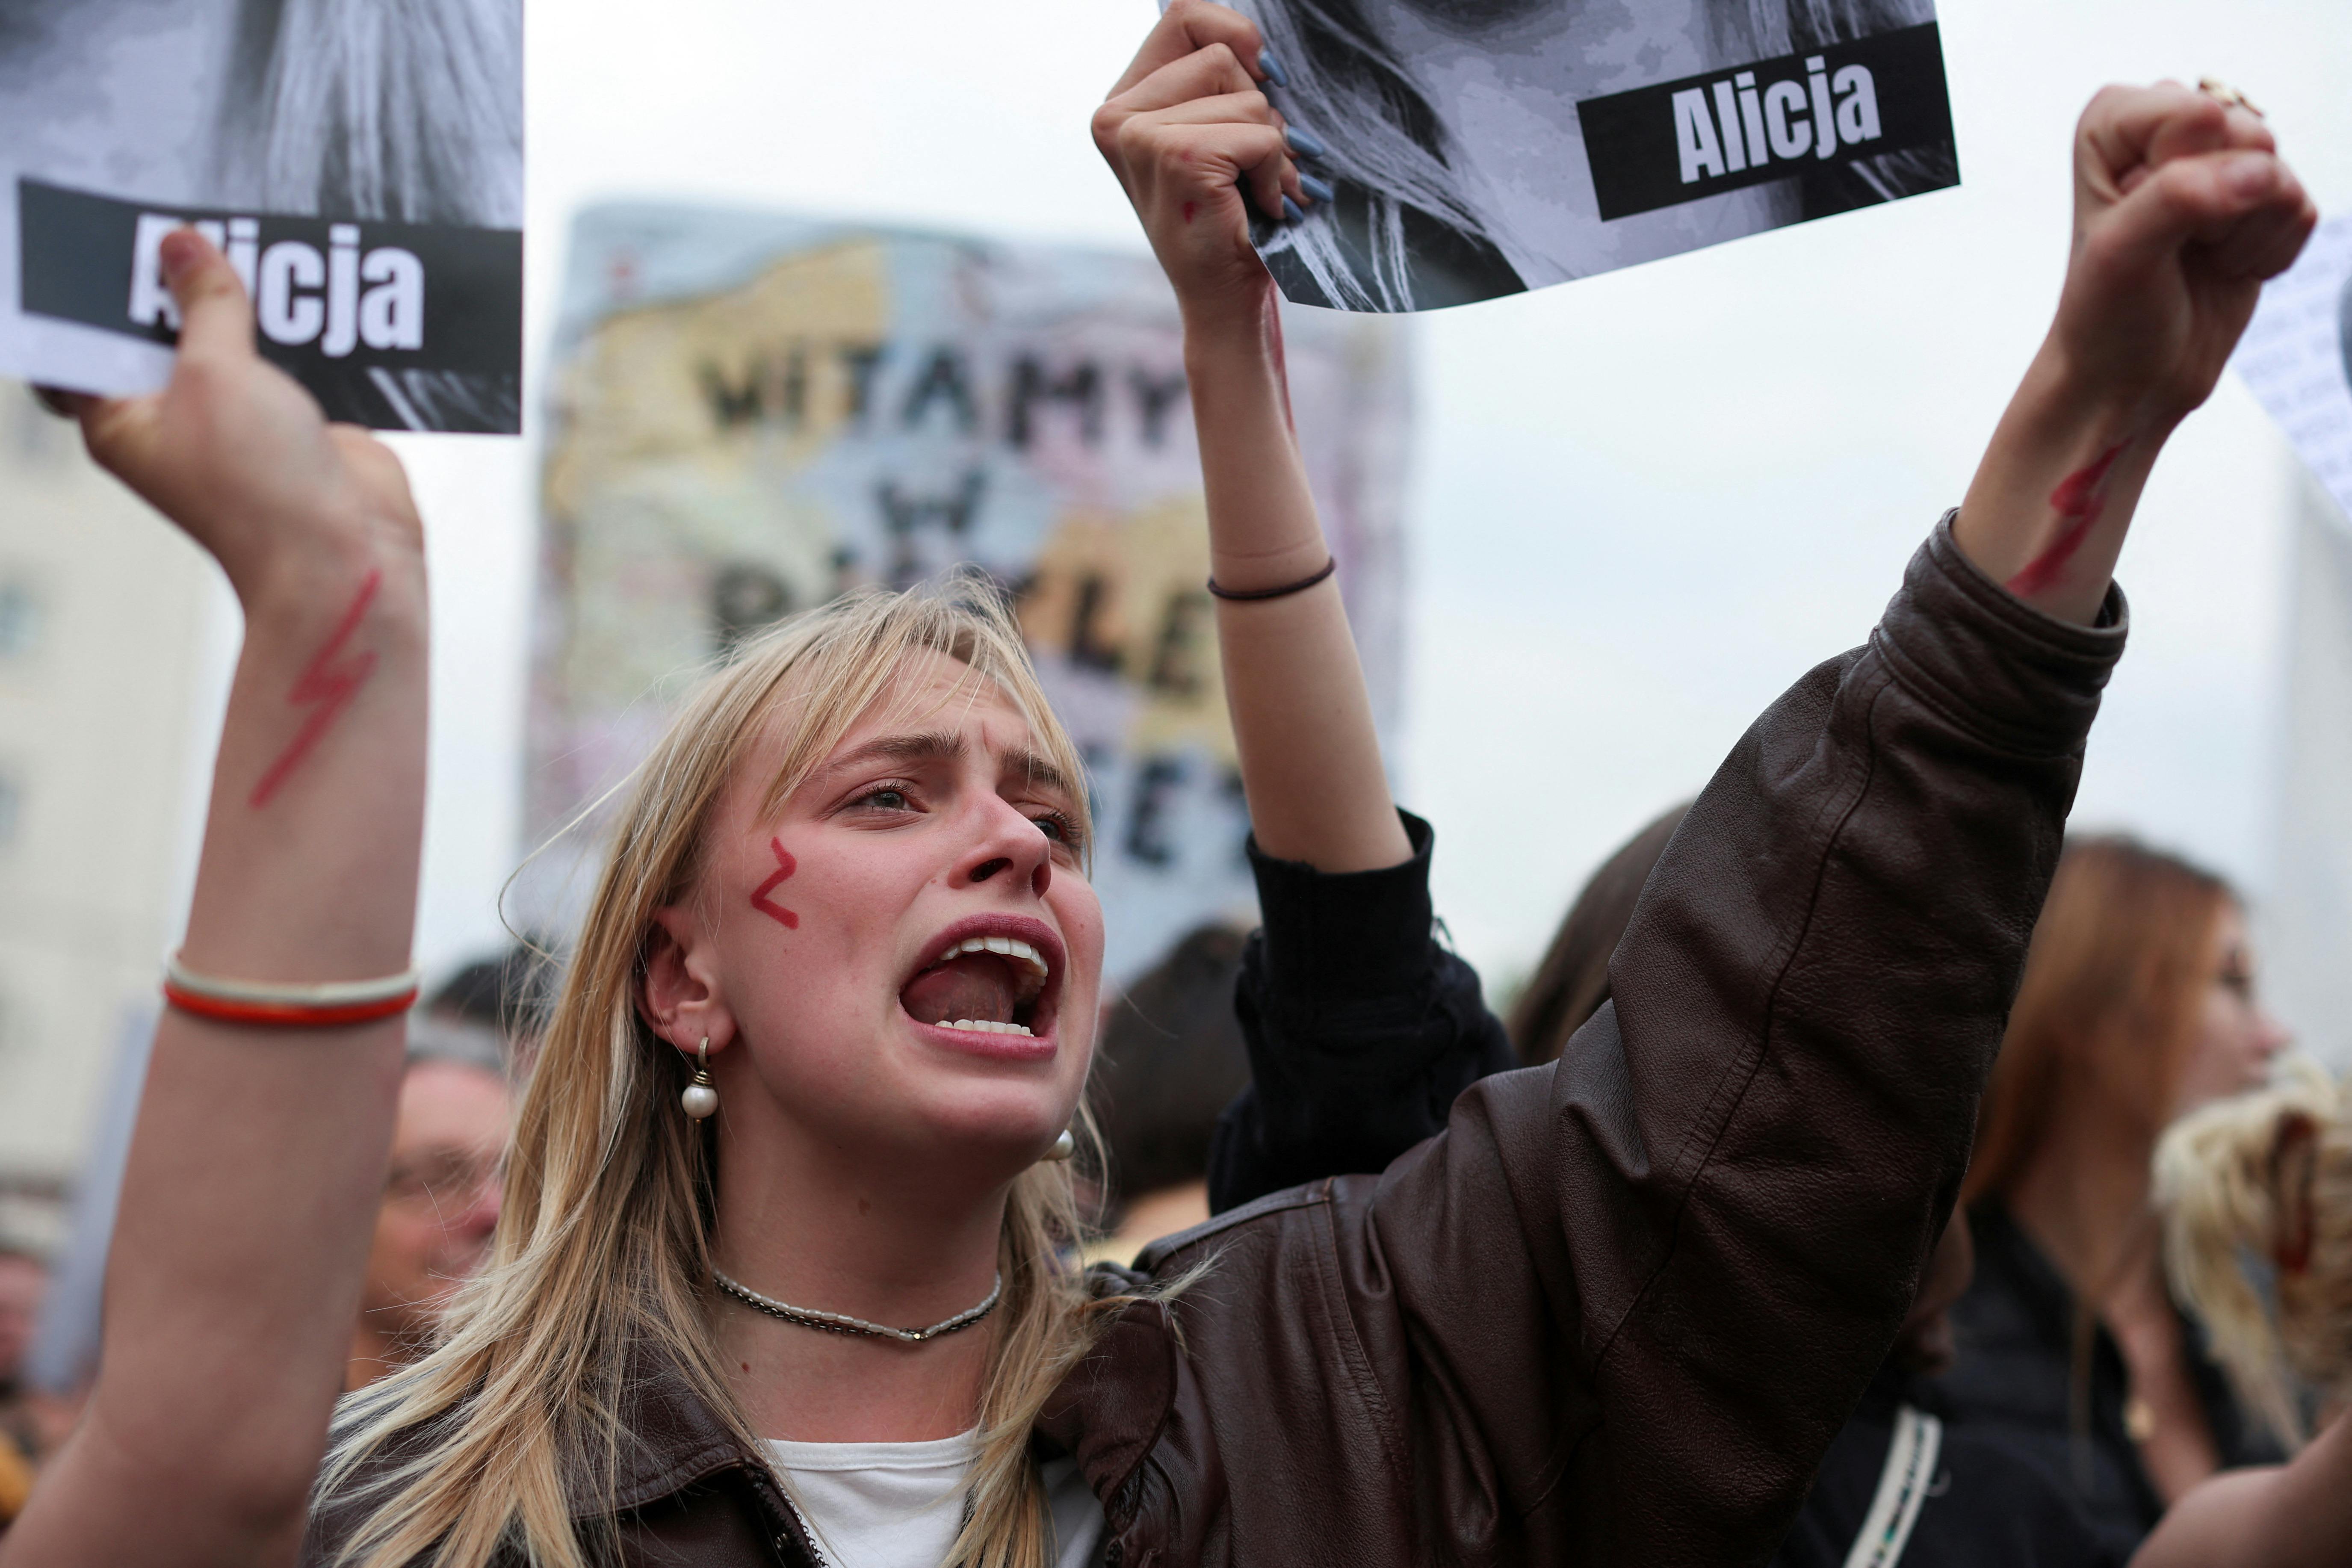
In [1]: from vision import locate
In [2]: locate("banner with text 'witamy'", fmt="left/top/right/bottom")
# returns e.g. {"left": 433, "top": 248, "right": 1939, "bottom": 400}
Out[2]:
{"left": 1237, "top": 0, "right": 1957, "bottom": 312}
{"left": 524, "top": 205, "right": 1411, "bottom": 981}
{"left": 0, "top": 0, "right": 522, "bottom": 433}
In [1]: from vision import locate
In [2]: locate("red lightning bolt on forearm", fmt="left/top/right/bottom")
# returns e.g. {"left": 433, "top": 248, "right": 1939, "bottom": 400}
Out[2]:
{"left": 2006, "top": 440, "right": 2131, "bottom": 598}
{"left": 247, "top": 569, "right": 383, "bottom": 809}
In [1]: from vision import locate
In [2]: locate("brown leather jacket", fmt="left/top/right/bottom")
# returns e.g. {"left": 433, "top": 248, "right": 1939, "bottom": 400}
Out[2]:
{"left": 305, "top": 521, "right": 2125, "bottom": 1567}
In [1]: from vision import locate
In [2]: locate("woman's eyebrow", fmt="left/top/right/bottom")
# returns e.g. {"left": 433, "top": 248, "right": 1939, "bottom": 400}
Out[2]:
{"left": 810, "top": 732, "right": 1073, "bottom": 800}
{"left": 1002, "top": 747, "right": 1078, "bottom": 801}
{"left": 814, "top": 730, "right": 968, "bottom": 783}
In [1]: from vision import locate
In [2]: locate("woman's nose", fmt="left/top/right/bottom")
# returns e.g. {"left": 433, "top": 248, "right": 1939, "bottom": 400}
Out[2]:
{"left": 962, "top": 803, "right": 1052, "bottom": 898}
{"left": 460, "top": 1177, "right": 502, "bottom": 1238}
{"left": 2254, "top": 1007, "right": 2292, "bottom": 1060}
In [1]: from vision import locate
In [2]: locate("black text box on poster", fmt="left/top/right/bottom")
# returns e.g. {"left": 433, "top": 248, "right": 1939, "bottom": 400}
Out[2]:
{"left": 18, "top": 179, "right": 522, "bottom": 387}
{"left": 1578, "top": 23, "right": 1956, "bottom": 223}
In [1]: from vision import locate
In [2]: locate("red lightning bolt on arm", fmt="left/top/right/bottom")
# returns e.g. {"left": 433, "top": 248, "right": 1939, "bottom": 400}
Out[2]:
{"left": 4, "top": 228, "right": 435, "bottom": 1568}
{"left": 246, "top": 568, "right": 384, "bottom": 808}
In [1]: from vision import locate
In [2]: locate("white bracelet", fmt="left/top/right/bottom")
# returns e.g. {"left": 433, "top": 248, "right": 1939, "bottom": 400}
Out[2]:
{"left": 163, "top": 954, "right": 423, "bottom": 1007}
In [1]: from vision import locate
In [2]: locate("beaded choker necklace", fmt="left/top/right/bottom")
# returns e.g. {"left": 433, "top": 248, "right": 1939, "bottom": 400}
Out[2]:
{"left": 712, "top": 1270, "right": 1004, "bottom": 1344}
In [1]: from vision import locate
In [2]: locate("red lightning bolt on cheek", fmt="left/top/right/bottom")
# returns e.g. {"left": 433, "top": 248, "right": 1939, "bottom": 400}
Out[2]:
{"left": 750, "top": 838, "right": 799, "bottom": 929}
{"left": 247, "top": 569, "right": 383, "bottom": 809}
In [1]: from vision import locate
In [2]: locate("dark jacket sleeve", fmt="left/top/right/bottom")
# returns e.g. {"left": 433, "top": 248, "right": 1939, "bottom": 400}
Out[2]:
{"left": 1124, "top": 519, "right": 2127, "bottom": 1566}
{"left": 1206, "top": 811, "right": 1515, "bottom": 1214}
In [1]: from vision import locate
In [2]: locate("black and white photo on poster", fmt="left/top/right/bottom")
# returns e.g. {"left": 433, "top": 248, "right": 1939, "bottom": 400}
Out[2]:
{"left": 0, "top": 0, "right": 523, "bottom": 433}
{"left": 1234, "top": 0, "right": 1958, "bottom": 313}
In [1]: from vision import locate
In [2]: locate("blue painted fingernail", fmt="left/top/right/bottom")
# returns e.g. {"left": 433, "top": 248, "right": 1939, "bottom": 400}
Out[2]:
{"left": 1299, "top": 171, "right": 1336, "bottom": 204}
{"left": 1281, "top": 195, "right": 1304, "bottom": 224}
{"left": 1258, "top": 48, "right": 1289, "bottom": 88}
{"left": 1285, "top": 124, "right": 1328, "bottom": 160}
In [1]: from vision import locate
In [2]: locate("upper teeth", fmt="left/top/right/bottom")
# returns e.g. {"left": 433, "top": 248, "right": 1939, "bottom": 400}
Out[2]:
{"left": 944, "top": 935, "right": 1049, "bottom": 999}
{"left": 946, "top": 1019, "right": 1035, "bottom": 1037}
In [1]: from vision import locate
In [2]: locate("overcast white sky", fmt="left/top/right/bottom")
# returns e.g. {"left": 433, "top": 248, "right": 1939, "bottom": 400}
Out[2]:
{"left": 390, "top": 0, "right": 2352, "bottom": 1014}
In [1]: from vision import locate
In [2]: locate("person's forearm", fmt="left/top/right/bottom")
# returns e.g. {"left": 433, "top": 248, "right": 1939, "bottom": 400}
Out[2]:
{"left": 6, "top": 534, "right": 427, "bottom": 1567}
{"left": 1952, "top": 341, "right": 2165, "bottom": 625}
{"left": 1185, "top": 283, "right": 1410, "bottom": 873}
{"left": 2134, "top": 1414, "right": 2352, "bottom": 1568}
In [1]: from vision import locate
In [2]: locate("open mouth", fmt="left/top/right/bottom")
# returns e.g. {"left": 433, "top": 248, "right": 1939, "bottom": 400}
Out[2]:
{"left": 899, "top": 921, "right": 1059, "bottom": 1041}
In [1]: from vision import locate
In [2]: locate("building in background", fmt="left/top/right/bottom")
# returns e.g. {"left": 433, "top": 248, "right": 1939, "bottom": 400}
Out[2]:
{"left": 0, "top": 383, "right": 222, "bottom": 1253}
{"left": 2265, "top": 472, "right": 2352, "bottom": 1069}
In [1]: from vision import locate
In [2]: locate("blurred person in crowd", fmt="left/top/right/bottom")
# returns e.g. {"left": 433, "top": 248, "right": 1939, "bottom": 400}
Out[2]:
{"left": 2116, "top": 1065, "right": 2352, "bottom": 1568}
{"left": 2155, "top": 1062, "right": 2352, "bottom": 1455}
{"left": 1246, "top": 0, "right": 1954, "bottom": 310}
{"left": 0, "top": 0, "right": 520, "bottom": 430}
{"left": 0, "top": 1245, "right": 42, "bottom": 1416}
{"left": 427, "top": 941, "right": 556, "bottom": 1085}
{"left": 346, "top": 1019, "right": 511, "bottom": 1391}
{"left": 0, "top": 1245, "right": 45, "bottom": 1527}
{"left": 1941, "top": 835, "right": 2292, "bottom": 1554}
{"left": 1503, "top": 804, "right": 1687, "bottom": 1066}
{"left": 1084, "top": 923, "right": 1253, "bottom": 1263}
{"left": 427, "top": 941, "right": 556, "bottom": 1045}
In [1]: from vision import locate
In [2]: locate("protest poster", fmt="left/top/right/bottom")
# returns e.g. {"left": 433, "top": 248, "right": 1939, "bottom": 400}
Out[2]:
{"left": 2232, "top": 213, "right": 2352, "bottom": 527}
{"left": 1240, "top": 0, "right": 1958, "bottom": 312}
{"left": 526, "top": 205, "right": 1411, "bottom": 980}
{"left": 0, "top": 1, "right": 523, "bottom": 433}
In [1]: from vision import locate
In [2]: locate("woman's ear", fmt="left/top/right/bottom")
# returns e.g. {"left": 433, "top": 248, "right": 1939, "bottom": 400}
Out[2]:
{"left": 2271, "top": 1110, "right": 2319, "bottom": 1275}
{"left": 639, "top": 906, "right": 738, "bottom": 1058}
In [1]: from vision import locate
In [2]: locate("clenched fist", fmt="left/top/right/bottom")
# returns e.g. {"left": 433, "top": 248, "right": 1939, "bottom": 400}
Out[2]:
{"left": 1093, "top": 0, "right": 1315, "bottom": 325}
{"left": 2050, "top": 81, "right": 2314, "bottom": 428}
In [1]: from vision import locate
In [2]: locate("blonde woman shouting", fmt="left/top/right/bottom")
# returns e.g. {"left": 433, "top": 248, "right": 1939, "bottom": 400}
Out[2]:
{"left": 5, "top": 6, "right": 2319, "bottom": 1566}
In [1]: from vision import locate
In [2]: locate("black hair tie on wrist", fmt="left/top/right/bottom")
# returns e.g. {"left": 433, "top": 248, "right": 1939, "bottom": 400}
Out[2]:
{"left": 1206, "top": 556, "right": 1337, "bottom": 602}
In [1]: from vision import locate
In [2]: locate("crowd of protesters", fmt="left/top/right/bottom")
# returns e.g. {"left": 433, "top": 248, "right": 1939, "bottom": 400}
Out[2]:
{"left": 0, "top": 5, "right": 2348, "bottom": 1566}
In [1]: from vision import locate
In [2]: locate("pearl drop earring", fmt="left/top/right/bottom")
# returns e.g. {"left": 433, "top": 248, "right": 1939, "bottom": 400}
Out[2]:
{"left": 1044, "top": 1128, "right": 1075, "bottom": 1161}
{"left": 682, "top": 1038, "right": 718, "bottom": 1120}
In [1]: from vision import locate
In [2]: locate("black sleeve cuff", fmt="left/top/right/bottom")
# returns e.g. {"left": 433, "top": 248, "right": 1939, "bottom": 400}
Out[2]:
{"left": 1247, "top": 809, "right": 1439, "bottom": 1015}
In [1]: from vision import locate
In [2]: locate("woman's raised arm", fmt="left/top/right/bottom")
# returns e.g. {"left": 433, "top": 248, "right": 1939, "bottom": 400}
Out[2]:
{"left": 1093, "top": 0, "right": 1409, "bottom": 874}
{"left": 1, "top": 232, "right": 428, "bottom": 1568}
{"left": 1955, "top": 81, "right": 2311, "bottom": 620}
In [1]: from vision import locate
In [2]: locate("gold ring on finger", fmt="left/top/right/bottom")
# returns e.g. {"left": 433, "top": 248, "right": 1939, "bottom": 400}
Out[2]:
{"left": 2197, "top": 77, "right": 2263, "bottom": 118}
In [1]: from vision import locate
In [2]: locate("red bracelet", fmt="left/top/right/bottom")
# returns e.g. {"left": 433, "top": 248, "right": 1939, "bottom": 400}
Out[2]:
{"left": 161, "top": 955, "right": 421, "bottom": 1029}
{"left": 160, "top": 983, "right": 419, "bottom": 1027}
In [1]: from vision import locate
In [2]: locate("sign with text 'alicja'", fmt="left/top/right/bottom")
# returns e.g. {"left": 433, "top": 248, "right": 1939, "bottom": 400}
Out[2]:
{"left": 1241, "top": 1, "right": 1958, "bottom": 314}
{"left": 18, "top": 181, "right": 520, "bottom": 379}
{"left": 1577, "top": 24, "right": 1956, "bottom": 221}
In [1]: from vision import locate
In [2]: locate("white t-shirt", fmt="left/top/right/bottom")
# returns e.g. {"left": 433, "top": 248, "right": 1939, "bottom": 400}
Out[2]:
{"left": 765, "top": 1431, "right": 1105, "bottom": 1568}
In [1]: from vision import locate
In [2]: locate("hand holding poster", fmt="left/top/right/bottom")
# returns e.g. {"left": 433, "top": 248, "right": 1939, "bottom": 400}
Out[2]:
{"left": 0, "top": 0, "right": 523, "bottom": 432}
{"left": 1239, "top": 0, "right": 1957, "bottom": 311}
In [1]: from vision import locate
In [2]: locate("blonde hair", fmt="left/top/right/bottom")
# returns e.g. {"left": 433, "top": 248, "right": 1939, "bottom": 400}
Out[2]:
{"left": 2156, "top": 1059, "right": 2352, "bottom": 1452}
{"left": 322, "top": 578, "right": 1123, "bottom": 1568}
